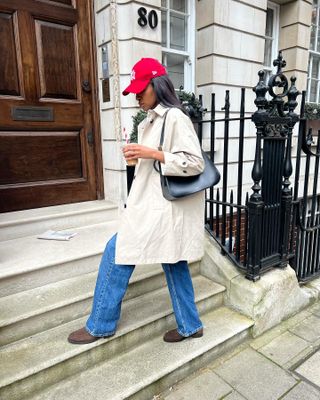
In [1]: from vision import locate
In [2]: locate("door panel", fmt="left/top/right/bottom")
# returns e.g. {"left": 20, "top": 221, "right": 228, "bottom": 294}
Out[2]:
{"left": 0, "top": 12, "right": 20, "bottom": 96}
{"left": 0, "top": 131, "right": 82, "bottom": 184}
{"left": 0, "top": 0, "right": 101, "bottom": 212}
{"left": 35, "top": 20, "right": 79, "bottom": 99}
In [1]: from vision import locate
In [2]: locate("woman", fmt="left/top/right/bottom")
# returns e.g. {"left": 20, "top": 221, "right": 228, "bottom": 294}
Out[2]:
{"left": 68, "top": 58, "right": 205, "bottom": 344}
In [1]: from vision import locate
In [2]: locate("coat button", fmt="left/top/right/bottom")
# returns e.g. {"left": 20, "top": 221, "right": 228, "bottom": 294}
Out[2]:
{"left": 182, "top": 161, "right": 187, "bottom": 166}
{"left": 183, "top": 170, "right": 187, "bottom": 173}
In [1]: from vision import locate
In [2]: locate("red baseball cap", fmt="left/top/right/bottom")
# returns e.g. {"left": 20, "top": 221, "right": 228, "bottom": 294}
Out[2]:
{"left": 122, "top": 58, "right": 167, "bottom": 96}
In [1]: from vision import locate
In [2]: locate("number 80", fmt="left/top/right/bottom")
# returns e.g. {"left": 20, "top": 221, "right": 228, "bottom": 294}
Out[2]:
{"left": 137, "top": 7, "right": 158, "bottom": 30}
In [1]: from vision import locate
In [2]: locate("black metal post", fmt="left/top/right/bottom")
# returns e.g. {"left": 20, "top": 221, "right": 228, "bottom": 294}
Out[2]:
{"left": 247, "top": 122, "right": 264, "bottom": 281}
{"left": 244, "top": 192, "right": 249, "bottom": 267}
{"left": 247, "top": 70, "right": 267, "bottom": 281}
{"left": 198, "top": 95, "right": 203, "bottom": 144}
{"left": 247, "top": 52, "right": 300, "bottom": 280}
{"left": 308, "top": 132, "right": 320, "bottom": 275}
{"left": 216, "top": 188, "right": 220, "bottom": 238}
{"left": 236, "top": 88, "right": 245, "bottom": 261}
{"left": 221, "top": 91, "right": 230, "bottom": 247}
{"left": 229, "top": 190, "right": 234, "bottom": 253}
{"left": 209, "top": 93, "right": 216, "bottom": 231}
{"left": 279, "top": 77, "right": 299, "bottom": 267}
{"left": 289, "top": 91, "right": 306, "bottom": 268}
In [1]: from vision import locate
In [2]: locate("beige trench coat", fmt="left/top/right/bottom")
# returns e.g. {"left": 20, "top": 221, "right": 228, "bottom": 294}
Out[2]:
{"left": 115, "top": 104, "right": 205, "bottom": 265}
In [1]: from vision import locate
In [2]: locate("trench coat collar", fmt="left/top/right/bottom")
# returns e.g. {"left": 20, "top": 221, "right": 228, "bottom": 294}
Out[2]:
{"left": 147, "top": 103, "right": 168, "bottom": 120}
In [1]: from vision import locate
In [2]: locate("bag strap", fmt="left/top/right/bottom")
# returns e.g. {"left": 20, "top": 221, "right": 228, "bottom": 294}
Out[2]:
{"left": 153, "top": 108, "right": 170, "bottom": 173}
{"left": 154, "top": 106, "right": 197, "bottom": 173}
{"left": 158, "top": 109, "right": 170, "bottom": 151}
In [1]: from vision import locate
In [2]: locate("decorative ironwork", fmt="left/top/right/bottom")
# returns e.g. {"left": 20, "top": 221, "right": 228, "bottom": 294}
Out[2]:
{"left": 201, "top": 51, "right": 301, "bottom": 281}
{"left": 247, "top": 51, "right": 300, "bottom": 279}
{"left": 268, "top": 52, "right": 288, "bottom": 99}
{"left": 202, "top": 89, "right": 251, "bottom": 274}
{"left": 264, "top": 124, "right": 287, "bottom": 137}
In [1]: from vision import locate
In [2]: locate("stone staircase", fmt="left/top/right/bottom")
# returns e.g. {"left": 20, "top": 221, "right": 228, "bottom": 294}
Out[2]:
{"left": 0, "top": 200, "right": 253, "bottom": 400}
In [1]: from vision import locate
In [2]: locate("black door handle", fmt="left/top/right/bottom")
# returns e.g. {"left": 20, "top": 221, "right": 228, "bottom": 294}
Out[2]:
{"left": 82, "top": 80, "right": 91, "bottom": 93}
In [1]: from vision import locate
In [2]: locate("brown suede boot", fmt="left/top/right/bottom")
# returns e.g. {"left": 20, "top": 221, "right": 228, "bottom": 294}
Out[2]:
{"left": 68, "top": 327, "right": 114, "bottom": 344}
{"left": 163, "top": 328, "right": 203, "bottom": 343}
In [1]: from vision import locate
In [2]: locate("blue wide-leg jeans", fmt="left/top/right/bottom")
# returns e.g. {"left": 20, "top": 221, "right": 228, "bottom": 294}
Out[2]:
{"left": 86, "top": 233, "right": 203, "bottom": 337}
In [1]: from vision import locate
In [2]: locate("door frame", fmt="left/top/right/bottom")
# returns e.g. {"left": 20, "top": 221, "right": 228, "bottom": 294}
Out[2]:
{"left": 88, "top": 0, "right": 104, "bottom": 200}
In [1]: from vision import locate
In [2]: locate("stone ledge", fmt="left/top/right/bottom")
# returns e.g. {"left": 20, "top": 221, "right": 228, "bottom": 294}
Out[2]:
{"left": 201, "top": 233, "right": 319, "bottom": 337}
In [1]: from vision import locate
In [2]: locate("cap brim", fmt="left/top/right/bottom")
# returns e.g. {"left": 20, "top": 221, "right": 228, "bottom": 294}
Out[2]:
{"left": 122, "top": 79, "right": 150, "bottom": 96}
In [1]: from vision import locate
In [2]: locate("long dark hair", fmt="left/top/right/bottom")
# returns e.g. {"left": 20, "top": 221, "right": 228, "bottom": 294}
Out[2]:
{"left": 151, "top": 75, "right": 187, "bottom": 114}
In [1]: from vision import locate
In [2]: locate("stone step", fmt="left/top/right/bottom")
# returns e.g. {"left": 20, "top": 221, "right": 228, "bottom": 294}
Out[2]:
{"left": 26, "top": 307, "right": 254, "bottom": 400}
{"left": 0, "top": 220, "right": 119, "bottom": 297}
{"left": 0, "top": 261, "right": 200, "bottom": 346}
{"left": 0, "top": 275, "right": 225, "bottom": 400}
{"left": 0, "top": 200, "right": 119, "bottom": 242}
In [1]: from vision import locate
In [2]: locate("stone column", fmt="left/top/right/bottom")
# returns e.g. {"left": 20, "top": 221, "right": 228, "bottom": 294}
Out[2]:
{"left": 280, "top": 0, "right": 312, "bottom": 92}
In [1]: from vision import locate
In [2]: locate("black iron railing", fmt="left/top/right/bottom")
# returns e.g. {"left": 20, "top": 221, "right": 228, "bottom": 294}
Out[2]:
{"left": 198, "top": 89, "right": 251, "bottom": 274}
{"left": 199, "top": 51, "right": 301, "bottom": 281}
{"left": 289, "top": 91, "right": 320, "bottom": 281}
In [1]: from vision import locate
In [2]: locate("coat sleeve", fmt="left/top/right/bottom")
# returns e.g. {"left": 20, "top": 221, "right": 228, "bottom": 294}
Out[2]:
{"left": 161, "top": 109, "right": 205, "bottom": 177}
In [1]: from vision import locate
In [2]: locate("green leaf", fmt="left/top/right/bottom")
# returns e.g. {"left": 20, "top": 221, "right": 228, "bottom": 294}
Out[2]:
{"left": 305, "top": 102, "right": 320, "bottom": 120}
{"left": 129, "top": 90, "right": 206, "bottom": 142}
{"left": 130, "top": 110, "right": 147, "bottom": 143}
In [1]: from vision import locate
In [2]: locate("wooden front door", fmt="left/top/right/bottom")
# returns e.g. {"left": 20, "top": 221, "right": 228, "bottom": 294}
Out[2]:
{"left": 0, "top": 0, "right": 103, "bottom": 213}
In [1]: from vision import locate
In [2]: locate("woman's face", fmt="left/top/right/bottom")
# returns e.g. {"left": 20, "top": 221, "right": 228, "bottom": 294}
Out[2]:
{"left": 136, "top": 83, "right": 157, "bottom": 111}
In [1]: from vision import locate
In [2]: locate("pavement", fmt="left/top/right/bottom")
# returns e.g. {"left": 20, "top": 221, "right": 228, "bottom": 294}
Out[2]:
{"left": 154, "top": 301, "right": 320, "bottom": 400}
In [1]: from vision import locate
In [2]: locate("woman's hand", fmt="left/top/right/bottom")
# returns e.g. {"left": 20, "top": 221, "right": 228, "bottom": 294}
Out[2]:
{"left": 122, "top": 144, "right": 164, "bottom": 163}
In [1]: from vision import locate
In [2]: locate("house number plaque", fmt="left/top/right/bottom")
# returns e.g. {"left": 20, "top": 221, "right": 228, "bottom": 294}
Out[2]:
{"left": 137, "top": 7, "right": 158, "bottom": 29}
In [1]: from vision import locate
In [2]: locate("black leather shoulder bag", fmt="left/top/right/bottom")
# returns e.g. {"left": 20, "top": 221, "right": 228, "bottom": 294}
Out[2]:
{"left": 153, "top": 109, "right": 220, "bottom": 201}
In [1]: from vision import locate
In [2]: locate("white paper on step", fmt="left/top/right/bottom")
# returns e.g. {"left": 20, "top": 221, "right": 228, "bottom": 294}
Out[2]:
{"left": 37, "top": 230, "right": 78, "bottom": 241}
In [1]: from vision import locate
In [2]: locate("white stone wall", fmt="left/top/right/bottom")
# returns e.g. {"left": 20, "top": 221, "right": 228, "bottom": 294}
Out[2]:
{"left": 195, "top": 0, "right": 313, "bottom": 201}
{"left": 195, "top": 0, "right": 268, "bottom": 198}
{"left": 94, "top": 0, "right": 314, "bottom": 205}
{"left": 280, "top": 0, "right": 312, "bottom": 90}
{"left": 279, "top": 0, "right": 315, "bottom": 198}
